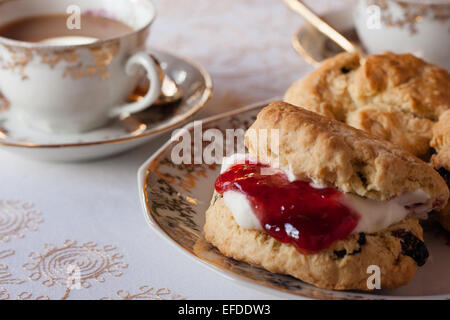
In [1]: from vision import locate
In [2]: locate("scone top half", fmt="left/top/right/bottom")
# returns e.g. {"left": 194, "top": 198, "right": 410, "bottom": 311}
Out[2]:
{"left": 246, "top": 102, "right": 449, "bottom": 207}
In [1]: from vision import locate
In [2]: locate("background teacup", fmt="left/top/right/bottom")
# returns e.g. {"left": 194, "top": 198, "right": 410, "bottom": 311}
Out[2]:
{"left": 0, "top": 0, "right": 161, "bottom": 133}
{"left": 353, "top": 0, "right": 450, "bottom": 70}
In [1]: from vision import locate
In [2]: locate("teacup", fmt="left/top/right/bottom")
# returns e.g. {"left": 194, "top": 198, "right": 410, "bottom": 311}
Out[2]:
{"left": 0, "top": 0, "right": 161, "bottom": 133}
{"left": 353, "top": 0, "right": 450, "bottom": 70}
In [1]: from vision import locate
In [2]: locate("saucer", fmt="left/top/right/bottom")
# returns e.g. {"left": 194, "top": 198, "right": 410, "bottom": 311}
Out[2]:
{"left": 138, "top": 100, "right": 450, "bottom": 300}
{"left": 0, "top": 49, "right": 212, "bottom": 162}
{"left": 292, "top": 8, "right": 362, "bottom": 67}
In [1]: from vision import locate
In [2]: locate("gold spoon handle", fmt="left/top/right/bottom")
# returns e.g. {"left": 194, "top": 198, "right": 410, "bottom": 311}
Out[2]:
{"left": 285, "top": 0, "right": 357, "bottom": 54}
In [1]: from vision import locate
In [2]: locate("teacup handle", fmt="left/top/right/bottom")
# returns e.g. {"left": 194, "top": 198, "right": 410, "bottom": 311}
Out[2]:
{"left": 109, "top": 52, "right": 162, "bottom": 118}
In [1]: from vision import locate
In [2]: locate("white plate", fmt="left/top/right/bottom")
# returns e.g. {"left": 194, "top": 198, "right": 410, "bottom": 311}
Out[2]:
{"left": 0, "top": 49, "right": 212, "bottom": 162}
{"left": 138, "top": 100, "right": 450, "bottom": 300}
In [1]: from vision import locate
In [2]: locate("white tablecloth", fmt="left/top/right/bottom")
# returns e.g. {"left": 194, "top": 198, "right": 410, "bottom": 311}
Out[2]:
{"left": 0, "top": 0, "right": 352, "bottom": 300}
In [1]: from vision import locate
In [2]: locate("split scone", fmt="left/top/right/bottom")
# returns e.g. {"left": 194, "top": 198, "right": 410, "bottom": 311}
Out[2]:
{"left": 431, "top": 111, "right": 450, "bottom": 230}
{"left": 204, "top": 102, "right": 449, "bottom": 291}
{"left": 284, "top": 52, "right": 450, "bottom": 159}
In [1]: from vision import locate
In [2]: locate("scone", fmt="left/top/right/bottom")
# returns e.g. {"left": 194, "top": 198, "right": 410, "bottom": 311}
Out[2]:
{"left": 204, "top": 102, "right": 449, "bottom": 291}
{"left": 284, "top": 52, "right": 450, "bottom": 159}
{"left": 431, "top": 111, "right": 450, "bottom": 230}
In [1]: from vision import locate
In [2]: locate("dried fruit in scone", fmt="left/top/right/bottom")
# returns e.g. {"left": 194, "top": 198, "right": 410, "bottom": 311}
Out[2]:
{"left": 431, "top": 110, "right": 450, "bottom": 230}
{"left": 204, "top": 102, "right": 449, "bottom": 291}
{"left": 284, "top": 52, "right": 450, "bottom": 159}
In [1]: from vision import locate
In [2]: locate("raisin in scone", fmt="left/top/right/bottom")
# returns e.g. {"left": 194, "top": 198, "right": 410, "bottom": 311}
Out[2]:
{"left": 431, "top": 110, "right": 450, "bottom": 230}
{"left": 284, "top": 52, "right": 450, "bottom": 159}
{"left": 204, "top": 102, "right": 449, "bottom": 291}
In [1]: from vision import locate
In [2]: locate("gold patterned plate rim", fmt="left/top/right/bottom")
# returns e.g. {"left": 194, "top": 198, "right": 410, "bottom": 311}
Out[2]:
{"left": 292, "top": 7, "right": 362, "bottom": 67}
{"left": 0, "top": 49, "right": 213, "bottom": 149}
{"left": 138, "top": 100, "right": 450, "bottom": 300}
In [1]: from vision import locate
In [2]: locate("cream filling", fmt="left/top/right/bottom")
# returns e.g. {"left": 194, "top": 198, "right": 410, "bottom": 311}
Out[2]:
{"left": 39, "top": 36, "right": 98, "bottom": 45}
{"left": 223, "top": 191, "right": 262, "bottom": 230}
{"left": 220, "top": 154, "right": 433, "bottom": 234}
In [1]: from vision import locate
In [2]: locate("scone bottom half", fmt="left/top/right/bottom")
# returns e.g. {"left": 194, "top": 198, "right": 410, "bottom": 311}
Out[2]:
{"left": 203, "top": 102, "right": 449, "bottom": 291}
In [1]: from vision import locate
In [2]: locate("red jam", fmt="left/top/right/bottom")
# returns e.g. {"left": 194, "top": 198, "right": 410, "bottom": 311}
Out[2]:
{"left": 215, "top": 162, "right": 359, "bottom": 254}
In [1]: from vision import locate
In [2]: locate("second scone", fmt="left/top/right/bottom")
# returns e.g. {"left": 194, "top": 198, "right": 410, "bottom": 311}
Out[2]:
{"left": 284, "top": 52, "right": 450, "bottom": 159}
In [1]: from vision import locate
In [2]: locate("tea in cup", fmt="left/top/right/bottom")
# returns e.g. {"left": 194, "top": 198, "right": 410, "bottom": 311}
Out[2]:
{"left": 0, "top": 0, "right": 161, "bottom": 133}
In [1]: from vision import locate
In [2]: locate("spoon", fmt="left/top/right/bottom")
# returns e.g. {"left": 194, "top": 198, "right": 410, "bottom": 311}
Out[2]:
{"left": 128, "top": 55, "right": 183, "bottom": 106}
{"left": 123, "top": 55, "right": 184, "bottom": 134}
{"left": 124, "top": 74, "right": 184, "bottom": 134}
{"left": 284, "top": 0, "right": 359, "bottom": 54}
